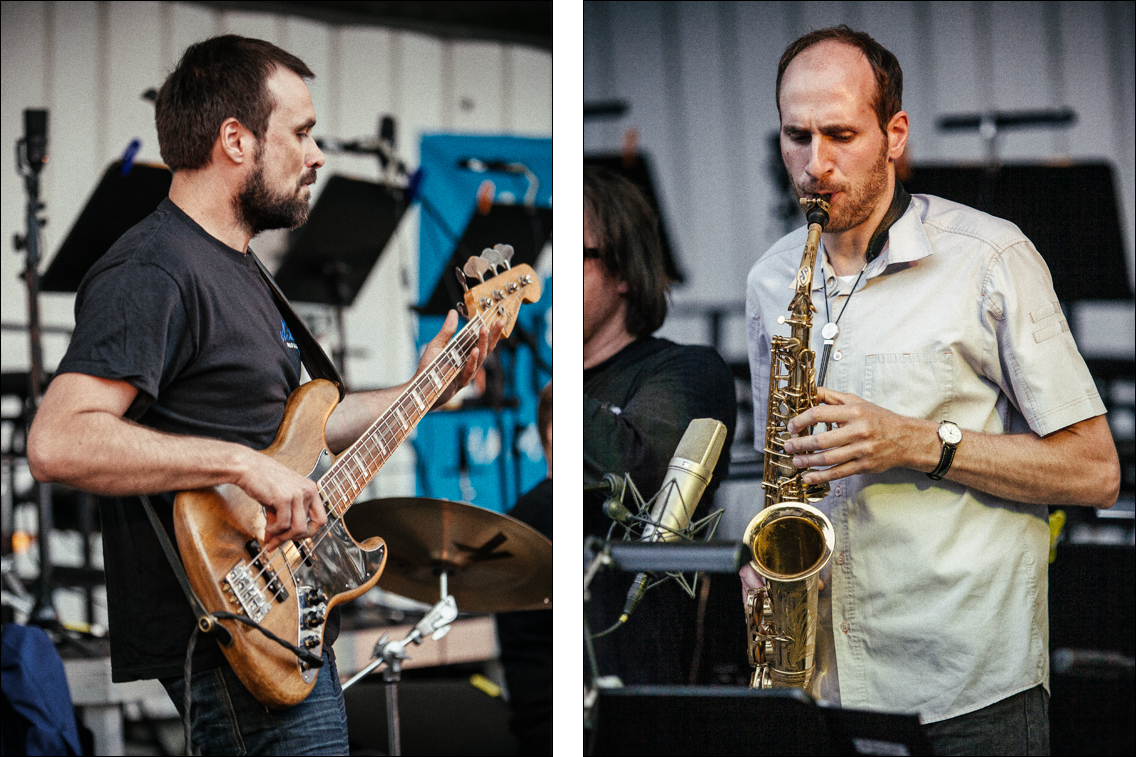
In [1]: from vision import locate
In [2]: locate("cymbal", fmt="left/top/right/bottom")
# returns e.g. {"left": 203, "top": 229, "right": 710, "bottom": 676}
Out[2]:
{"left": 343, "top": 497, "right": 552, "bottom": 613}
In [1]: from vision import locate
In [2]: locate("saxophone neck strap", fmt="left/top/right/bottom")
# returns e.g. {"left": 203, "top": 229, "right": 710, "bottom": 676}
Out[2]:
{"left": 249, "top": 251, "right": 347, "bottom": 401}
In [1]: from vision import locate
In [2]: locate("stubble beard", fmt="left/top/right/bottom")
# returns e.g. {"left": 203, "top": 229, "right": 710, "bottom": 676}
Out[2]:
{"left": 794, "top": 136, "right": 890, "bottom": 234}
{"left": 234, "top": 151, "right": 317, "bottom": 236}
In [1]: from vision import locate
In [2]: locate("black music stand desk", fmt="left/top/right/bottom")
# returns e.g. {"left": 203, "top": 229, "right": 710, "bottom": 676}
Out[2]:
{"left": 41, "top": 161, "right": 171, "bottom": 292}
{"left": 591, "top": 686, "right": 932, "bottom": 756}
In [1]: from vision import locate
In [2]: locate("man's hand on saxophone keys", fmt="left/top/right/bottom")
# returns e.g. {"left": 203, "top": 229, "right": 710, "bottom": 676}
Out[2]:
{"left": 781, "top": 387, "right": 941, "bottom": 484}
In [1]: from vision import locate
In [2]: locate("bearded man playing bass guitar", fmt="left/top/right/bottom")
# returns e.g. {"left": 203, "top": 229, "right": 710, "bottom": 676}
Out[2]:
{"left": 28, "top": 35, "right": 502, "bottom": 756}
{"left": 744, "top": 25, "right": 1119, "bottom": 757}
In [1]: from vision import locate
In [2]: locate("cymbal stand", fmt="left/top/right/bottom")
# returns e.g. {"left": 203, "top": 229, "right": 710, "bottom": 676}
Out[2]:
{"left": 341, "top": 572, "right": 458, "bottom": 756}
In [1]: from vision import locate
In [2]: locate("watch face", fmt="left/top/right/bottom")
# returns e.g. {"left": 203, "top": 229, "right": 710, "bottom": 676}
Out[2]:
{"left": 939, "top": 422, "right": 963, "bottom": 445}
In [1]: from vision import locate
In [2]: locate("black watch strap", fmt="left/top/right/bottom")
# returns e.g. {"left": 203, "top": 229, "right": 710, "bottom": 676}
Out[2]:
{"left": 928, "top": 446, "right": 956, "bottom": 480}
{"left": 928, "top": 423, "right": 960, "bottom": 481}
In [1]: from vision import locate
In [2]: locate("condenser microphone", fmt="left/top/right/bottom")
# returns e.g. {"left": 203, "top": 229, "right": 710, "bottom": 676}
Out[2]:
{"left": 620, "top": 418, "right": 728, "bottom": 622}
{"left": 23, "top": 109, "right": 48, "bottom": 172}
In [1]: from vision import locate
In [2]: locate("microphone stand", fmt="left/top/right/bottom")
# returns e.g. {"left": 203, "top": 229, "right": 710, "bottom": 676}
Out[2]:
{"left": 13, "top": 109, "right": 56, "bottom": 626}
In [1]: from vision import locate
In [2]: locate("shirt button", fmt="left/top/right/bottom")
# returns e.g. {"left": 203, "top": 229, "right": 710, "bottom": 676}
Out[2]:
{"left": 840, "top": 621, "right": 850, "bottom": 634}
{"left": 833, "top": 349, "right": 843, "bottom": 361}
{"left": 836, "top": 553, "right": 845, "bottom": 565}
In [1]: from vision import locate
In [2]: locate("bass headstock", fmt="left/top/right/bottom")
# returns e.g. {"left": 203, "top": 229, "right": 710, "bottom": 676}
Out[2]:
{"left": 453, "top": 244, "right": 542, "bottom": 337}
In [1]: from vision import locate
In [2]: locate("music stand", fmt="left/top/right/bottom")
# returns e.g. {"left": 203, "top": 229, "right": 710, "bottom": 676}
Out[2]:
{"left": 40, "top": 161, "right": 171, "bottom": 292}
{"left": 904, "top": 162, "right": 1131, "bottom": 302}
{"left": 418, "top": 203, "right": 552, "bottom": 317}
{"left": 272, "top": 175, "right": 411, "bottom": 381}
{"left": 590, "top": 686, "right": 932, "bottom": 756}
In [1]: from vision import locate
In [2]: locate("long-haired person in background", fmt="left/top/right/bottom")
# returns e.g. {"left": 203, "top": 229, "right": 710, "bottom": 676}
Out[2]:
{"left": 745, "top": 25, "right": 1119, "bottom": 755}
{"left": 584, "top": 165, "right": 737, "bottom": 685}
{"left": 28, "top": 35, "right": 500, "bottom": 755}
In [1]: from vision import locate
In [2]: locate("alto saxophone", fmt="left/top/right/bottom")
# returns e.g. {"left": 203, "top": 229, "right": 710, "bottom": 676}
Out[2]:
{"left": 744, "top": 197, "right": 836, "bottom": 690}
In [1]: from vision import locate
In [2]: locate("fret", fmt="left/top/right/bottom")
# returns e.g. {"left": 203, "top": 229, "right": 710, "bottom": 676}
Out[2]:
{"left": 329, "top": 474, "right": 349, "bottom": 503}
{"left": 343, "top": 459, "right": 362, "bottom": 485}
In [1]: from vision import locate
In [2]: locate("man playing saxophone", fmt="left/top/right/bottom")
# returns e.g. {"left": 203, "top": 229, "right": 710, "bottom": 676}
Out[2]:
{"left": 744, "top": 25, "right": 1120, "bottom": 757}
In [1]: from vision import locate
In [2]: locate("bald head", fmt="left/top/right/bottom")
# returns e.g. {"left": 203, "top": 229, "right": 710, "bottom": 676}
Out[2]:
{"left": 775, "top": 25, "right": 903, "bottom": 136}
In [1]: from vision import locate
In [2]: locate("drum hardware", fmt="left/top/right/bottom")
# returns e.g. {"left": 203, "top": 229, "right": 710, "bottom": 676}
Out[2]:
{"left": 339, "top": 496, "right": 552, "bottom": 755}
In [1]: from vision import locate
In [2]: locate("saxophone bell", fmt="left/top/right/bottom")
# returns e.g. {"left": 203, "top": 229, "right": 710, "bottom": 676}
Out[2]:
{"left": 744, "top": 502, "right": 834, "bottom": 689}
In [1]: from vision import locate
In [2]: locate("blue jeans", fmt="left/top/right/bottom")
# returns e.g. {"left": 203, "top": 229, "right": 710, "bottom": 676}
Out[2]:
{"left": 923, "top": 684, "right": 1049, "bottom": 756}
{"left": 160, "top": 651, "right": 349, "bottom": 756}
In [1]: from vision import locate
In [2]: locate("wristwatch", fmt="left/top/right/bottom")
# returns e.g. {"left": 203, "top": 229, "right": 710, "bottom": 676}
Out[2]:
{"left": 928, "top": 421, "right": 962, "bottom": 480}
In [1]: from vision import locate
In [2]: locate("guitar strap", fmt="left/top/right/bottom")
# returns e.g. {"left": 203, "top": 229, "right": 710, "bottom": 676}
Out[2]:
{"left": 249, "top": 251, "right": 347, "bottom": 400}
{"left": 138, "top": 493, "right": 234, "bottom": 646}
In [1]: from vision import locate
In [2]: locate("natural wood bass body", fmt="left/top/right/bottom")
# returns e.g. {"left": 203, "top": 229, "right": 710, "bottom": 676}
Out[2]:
{"left": 174, "top": 380, "right": 387, "bottom": 709}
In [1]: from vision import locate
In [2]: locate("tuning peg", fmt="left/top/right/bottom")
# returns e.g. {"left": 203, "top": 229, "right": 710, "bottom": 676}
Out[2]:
{"left": 463, "top": 256, "right": 490, "bottom": 283}
{"left": 494, "top": 244, "right": 514, "bottom": 269}
{"left": 454, "top": 266, "right": 469, "bottom": 292}
{"left": 480, "top": 246, "right": 502, "bottom": 273}
{"left": 455, "top": 301, "right": 468, "bottom": 318}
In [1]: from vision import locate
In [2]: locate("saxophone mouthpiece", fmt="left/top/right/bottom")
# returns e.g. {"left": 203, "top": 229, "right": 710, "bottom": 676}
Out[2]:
{"left": 800, "top": 196, "right": 831, "bottom": 228}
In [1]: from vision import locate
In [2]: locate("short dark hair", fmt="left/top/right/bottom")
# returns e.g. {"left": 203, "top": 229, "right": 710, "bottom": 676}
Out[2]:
{"left": 155, "top": 35, "right": 314, "bottom": 172}
{"left": 776, "top": 25, "right": 903, "bottom": 135}
{"left": 583, "top": 166, "right": 669, "bottom": 337}
{"left": 537, "top": 381, "right": 552, "bottom": 452}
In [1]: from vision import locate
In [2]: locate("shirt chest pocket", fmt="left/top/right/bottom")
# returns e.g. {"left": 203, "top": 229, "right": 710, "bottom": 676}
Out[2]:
{"left": 861, "top": 352, "right": 955, "bottom": 421}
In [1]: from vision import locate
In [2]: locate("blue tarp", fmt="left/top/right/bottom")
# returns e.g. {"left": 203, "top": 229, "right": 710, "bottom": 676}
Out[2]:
{"left": 412, "top": 135, "right": 552, "bottom": 512}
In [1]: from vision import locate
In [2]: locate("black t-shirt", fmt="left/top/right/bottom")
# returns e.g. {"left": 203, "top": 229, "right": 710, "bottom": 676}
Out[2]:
{"left": 583, "top": 337, "right": 738, "bottom": 685}
{"left": 55, "top": 197, "right": 339, "bottom": 682}
{"left": 583, "top": 337, "right": 736, "bottom": 537}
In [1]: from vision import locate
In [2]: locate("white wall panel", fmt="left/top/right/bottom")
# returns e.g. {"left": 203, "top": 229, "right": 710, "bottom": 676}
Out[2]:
{"left": 167, "top": 3, "right": 218, "bottom": 73}
{"left": 451, "top": 41, "right": 507, "bottom": 133}
{"left": 510, "top": 46, "right": 553, "bottom": 135}
{"left": 105, "top": 2, "right": 163, "bottom": 168}
{"left": 988, "top": 1, "right": 1052, "bottom": 160}
{"left": 219, "top": 8, "right": 279, "bottom": 44}
{"left": 1, "top": 1, "right": 49, "bottom": 370}
{"left": 396, "top": 32, "right": 446, "bottom": 167}
{"left": 927, "top": 1, "right": 985, "bottom": 164}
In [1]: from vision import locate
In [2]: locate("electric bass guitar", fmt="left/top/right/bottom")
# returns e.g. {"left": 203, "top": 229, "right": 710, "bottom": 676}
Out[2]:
{"left": 173, "top": 251, "right": 541, "bottom": 708}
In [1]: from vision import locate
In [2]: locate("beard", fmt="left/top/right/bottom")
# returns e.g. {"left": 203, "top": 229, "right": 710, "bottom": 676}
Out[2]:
{"left": 234, "top": 154, "right": 317, "bottom": 236}
{"left": 793, "top": 136, "right": 890, "bottom": 234}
